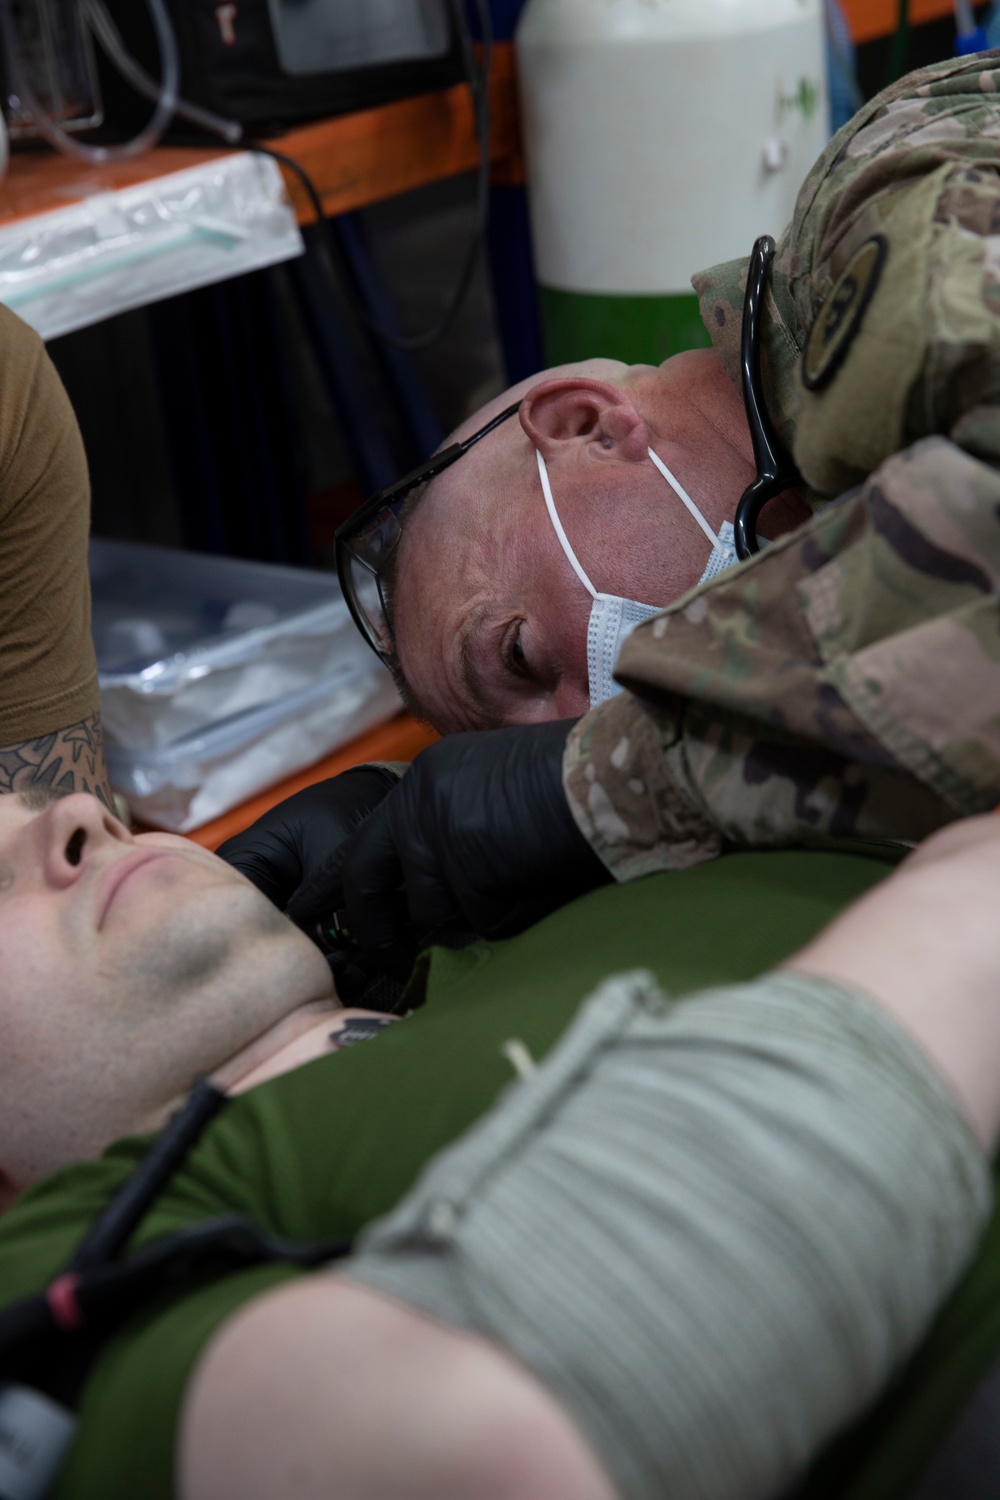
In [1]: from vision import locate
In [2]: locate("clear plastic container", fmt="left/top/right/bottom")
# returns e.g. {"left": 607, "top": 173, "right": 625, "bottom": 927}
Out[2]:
{"left": 91, "top": 538, "right": 401, "bottom": 830}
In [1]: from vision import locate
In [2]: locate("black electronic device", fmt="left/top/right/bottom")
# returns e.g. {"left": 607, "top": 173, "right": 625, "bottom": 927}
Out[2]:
{"left": 95, "top": 0, "right": 469, "bottom": 137}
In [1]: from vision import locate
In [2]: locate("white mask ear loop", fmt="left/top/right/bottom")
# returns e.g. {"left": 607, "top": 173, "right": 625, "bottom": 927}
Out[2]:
{"left": 536, "top": 449, "right": 598, "bottom": 599}
{"left": 646, "top": 449, "right": 718, "bottom": 547}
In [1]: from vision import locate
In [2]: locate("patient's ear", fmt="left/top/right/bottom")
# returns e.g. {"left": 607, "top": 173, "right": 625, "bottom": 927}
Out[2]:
{"left": 520, "top": 378, "right": 649, "bottom": 463}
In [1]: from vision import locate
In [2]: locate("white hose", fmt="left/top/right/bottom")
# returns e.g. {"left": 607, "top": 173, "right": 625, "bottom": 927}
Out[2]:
{"left": 85, "top": 0, "right": 242, "bottom": 145}
{"left": 955, "top": 0, "right": 977, "bottom": 37}
{"left": 0, "top": 0, "right": 179, "bottom": 163}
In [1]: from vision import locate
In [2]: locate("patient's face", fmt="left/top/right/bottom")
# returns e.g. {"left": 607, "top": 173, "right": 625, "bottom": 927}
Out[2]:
{"left": 0, "top": 791, "right": 333, "bottom": 1196}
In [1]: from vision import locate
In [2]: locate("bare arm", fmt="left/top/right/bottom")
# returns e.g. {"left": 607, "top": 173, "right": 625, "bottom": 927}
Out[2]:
{"left": 181, "top": 1279, "right": 616, "bottom": 1500}
{"left": 787, "top": 814, "right": 1000, "bottom": 1153}
{"left": 0, "top": 308, "right": 104, "bottom": 792}
{"left": 0, "top": 713, "right": 113, "bottom": 811}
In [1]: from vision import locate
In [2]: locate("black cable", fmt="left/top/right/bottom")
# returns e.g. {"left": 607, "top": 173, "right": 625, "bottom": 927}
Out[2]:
{"left": 0, "top": 1216, "right": 352, "bottom": 1404}
{"left": 249, "top": 0, "right": 494, "bottom": 352}
{"left": 886, "top": 0, "right": 910, "bottom": 87}
{"left": 66, "top": 1079, "right": 226, "bottom": 1274}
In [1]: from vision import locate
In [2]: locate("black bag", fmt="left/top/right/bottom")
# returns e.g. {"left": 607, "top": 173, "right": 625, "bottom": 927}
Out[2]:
{"left": 97, "top": 0, "right": 469, "bottom": 138}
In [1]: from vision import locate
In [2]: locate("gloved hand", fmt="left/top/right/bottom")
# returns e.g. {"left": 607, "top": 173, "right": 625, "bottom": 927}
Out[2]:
{"left": 216, "top": 765, "right": 402, "bottom": 930}
{"left": 329, "top": 718, "right": 612, "bottom": 954}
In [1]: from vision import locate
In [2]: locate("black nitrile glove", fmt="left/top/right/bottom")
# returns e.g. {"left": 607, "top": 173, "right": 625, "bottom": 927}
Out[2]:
{"left": 329, "top": 718, "right": 611, "bottom": 953}
{"left": 217, "top": 765, "right": 402, "bottom": 930}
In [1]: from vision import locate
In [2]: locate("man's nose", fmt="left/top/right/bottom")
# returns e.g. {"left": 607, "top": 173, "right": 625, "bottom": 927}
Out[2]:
{"left": 42, "top": 794, "right": 132, "bottom": 887}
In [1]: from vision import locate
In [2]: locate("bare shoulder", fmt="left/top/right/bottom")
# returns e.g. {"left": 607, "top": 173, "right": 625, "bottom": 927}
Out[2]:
{"left": 0, "top": 712, "right": 113, "bottom": 810}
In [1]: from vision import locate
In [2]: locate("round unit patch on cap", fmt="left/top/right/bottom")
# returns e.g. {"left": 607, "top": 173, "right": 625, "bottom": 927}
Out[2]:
{"left": 802, "top": 234, "right": 888, "bottom": 391}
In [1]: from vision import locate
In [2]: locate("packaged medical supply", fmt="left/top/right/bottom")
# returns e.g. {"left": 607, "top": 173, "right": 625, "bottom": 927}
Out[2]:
{"left": 90, "top": 539, "right": 401, "bottom": 831}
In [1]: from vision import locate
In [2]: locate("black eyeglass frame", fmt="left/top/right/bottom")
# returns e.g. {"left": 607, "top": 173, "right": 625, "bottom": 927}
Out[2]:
{"left": 732, "top": 235, "right": 804, "bottom": 561}
{"left": 335, "top": 400, "right": 523, "bottom": 663}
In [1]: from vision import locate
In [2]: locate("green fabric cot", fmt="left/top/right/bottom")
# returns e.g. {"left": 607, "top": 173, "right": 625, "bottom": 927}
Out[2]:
{"left": 0, "top": 849, "right": 992, "bottom": 1499}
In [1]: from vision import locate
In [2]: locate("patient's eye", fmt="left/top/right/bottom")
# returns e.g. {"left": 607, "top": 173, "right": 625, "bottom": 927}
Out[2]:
{"left": 64, "top": 828, "right": 86, "bottom": 867}
{"left": 502, "top": 622, "right": 533, "bottom": 682}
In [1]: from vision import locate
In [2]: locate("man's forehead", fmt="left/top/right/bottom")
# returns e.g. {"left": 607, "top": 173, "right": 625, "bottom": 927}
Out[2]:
{"left": 399, "top": 436, "right": 518, "bottom": 590}
{"left": 393, "top": 467, "right": 529, "bottom": 729}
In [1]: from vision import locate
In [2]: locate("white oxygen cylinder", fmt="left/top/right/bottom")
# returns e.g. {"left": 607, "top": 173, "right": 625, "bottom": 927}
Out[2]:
{"left": 515, "top": 0, "right": 828, "bottom": 364}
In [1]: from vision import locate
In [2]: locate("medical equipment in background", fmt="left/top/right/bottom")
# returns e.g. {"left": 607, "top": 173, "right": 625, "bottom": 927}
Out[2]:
{"left": 0, "top": 0, "right": 462, "bottom": 158}
{"left": 0, "top": 0, "right": 493, "bottom": 361}
{"left": 0, "top": 0, "right": 188, "bottom": 162}
{"left": 94, "top": 0, "right": 468, "bottom": 136}
{"left": 515, "top": 0, "right": 828, "bottom": 366}
{"left": 0, "top": 1, "right": 472, "bottom": 155}
{"left": 89, "top": 540, "right": 401, "bottom": 832}
{"left": 0, "top": 0, "right": 103, "bottom": 142}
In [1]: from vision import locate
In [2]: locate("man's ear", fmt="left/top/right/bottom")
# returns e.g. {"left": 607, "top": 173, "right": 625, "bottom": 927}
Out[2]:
{"left": 519, "top": 379, "right": 649, "bottom": 463}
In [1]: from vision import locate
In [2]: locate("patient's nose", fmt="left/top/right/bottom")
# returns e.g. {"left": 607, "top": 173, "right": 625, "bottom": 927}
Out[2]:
{"left": 42, "top": 793, "right": 132, "bottom": 886}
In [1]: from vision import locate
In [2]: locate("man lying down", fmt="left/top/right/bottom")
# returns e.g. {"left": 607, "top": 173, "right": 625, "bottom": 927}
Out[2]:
{"left": 0, "top": 788, "right": 998, "bottom": 1500}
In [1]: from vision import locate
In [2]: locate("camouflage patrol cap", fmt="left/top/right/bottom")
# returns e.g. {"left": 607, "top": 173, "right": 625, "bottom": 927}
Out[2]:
{"left": 691, "top": 255, "right": 748, "bottom": 394}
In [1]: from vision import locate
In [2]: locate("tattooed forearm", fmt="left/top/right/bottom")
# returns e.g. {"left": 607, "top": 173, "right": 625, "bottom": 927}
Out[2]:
{"left": 0, "top": 713, "right": 115, "bottom": 811}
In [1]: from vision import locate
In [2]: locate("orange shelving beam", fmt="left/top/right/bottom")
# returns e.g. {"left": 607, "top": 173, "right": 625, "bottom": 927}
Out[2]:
{"left": 183, "top": 712, "right": 438, "bottom": 850}
{"left": 276, "top": 41, "right": 523, "bottom": 221}
{"left": 841, "top": 0, "right": 957, "bottom": 46}
{"left": 0, "top": 42, "right": 523, "bottom": 230}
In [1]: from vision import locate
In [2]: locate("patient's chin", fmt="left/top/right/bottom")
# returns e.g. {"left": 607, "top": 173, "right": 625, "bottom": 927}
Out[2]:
{"left": 128, "top": 878, "right": 289, "bottom": 1003}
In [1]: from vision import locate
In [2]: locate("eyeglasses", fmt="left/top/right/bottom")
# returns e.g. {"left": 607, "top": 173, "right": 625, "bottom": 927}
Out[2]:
{"left": 732, "top": 235, "right": 803, "bottom": 561}
{"left": 335, "top": 401, "right": 523, "bottom": 665}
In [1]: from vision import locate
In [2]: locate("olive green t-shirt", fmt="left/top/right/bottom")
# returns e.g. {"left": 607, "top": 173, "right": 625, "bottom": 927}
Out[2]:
{"left": 0, "top": 850, "right": 995, "bottom": 1500}
{"left": 0, "top": 303, "right": 97, "bottom": 744}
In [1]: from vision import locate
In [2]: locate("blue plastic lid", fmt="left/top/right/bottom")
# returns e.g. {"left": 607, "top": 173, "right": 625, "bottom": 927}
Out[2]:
{"left": 956, "top": 25, "right": 989, "bottom": 54}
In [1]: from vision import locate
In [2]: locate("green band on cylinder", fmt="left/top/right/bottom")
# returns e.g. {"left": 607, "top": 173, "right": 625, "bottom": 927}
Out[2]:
{"left": 538, "top": 286, "right": 712, "bottom": 366}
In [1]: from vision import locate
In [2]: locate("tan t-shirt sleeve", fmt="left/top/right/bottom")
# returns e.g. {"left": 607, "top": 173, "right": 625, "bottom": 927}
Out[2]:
{"left": 0, "top": 303, "right": 98, "bottom": 744}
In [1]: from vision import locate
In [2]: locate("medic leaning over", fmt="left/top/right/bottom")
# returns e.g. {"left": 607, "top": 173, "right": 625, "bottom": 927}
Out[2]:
{"left": 224, "top": 52, "right": 1000, "bottom": 959}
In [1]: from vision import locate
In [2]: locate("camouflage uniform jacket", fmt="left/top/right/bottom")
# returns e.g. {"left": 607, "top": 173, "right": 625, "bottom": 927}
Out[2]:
{"left": 564, "top": 50, "right": 1000, "bottom": 880}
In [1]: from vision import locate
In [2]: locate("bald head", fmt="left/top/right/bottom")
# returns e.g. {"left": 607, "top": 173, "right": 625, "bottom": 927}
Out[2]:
{"left": 390, "top": 349, "right": 808, "bottom": 734}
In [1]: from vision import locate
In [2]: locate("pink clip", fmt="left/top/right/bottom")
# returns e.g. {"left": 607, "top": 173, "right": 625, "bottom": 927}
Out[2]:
{"left": 46, "top": 1274, "right": 84, "bottom": 1331}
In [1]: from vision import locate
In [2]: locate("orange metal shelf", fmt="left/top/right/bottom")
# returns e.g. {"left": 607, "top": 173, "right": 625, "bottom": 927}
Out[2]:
{"left": 0, "top": 41, "right": 522, "bottom": 229}
{"left": 277, "top": 40, "right": 523, "bottom": 220}
{"left": 181, "top": 711, "right": 437, "bottom": 851}
{"left": 842, "top": 0, "right": 957, "bottom": 45}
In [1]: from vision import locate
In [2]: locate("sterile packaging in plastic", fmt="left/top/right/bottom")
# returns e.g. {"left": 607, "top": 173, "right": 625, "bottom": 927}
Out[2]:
{"left": 90, "top": 539, "right": 402, "bottom": 831}
{"left": 0, "top": 152, "right": 303, "bottom": 341}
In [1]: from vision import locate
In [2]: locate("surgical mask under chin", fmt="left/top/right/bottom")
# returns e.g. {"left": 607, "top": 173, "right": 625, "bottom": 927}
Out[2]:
{"left": 536, "top": 447, "right": 738, "bottom": 708}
